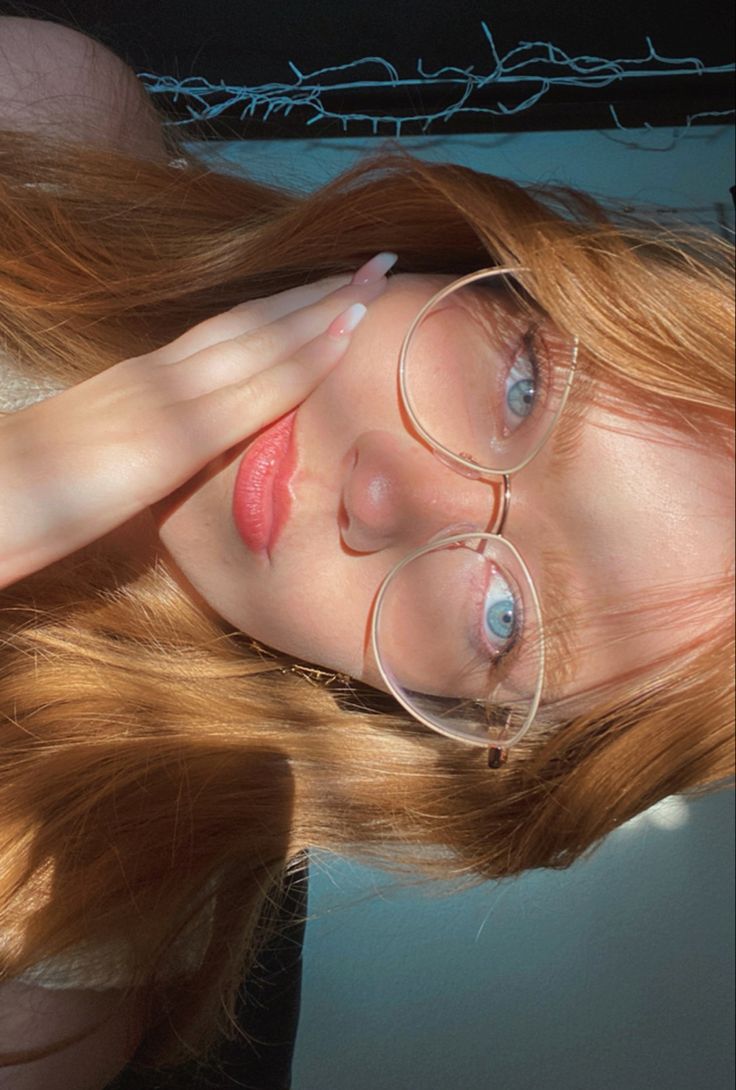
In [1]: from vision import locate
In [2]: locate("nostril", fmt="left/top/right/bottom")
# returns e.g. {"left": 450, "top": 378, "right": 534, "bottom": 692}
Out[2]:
{"left": 338, "top": 448, "right": 358, "bottom": 532}
{"left": 339, "top": 439, "right": 400, "bottom": 551}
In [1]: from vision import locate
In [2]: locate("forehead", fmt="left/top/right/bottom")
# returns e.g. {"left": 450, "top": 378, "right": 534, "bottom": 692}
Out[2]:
{"left": 573, "top": 405, "right": 731, "bottom": 578}
{"left": 529, "top": 400, "right": 734, "bottom": 704}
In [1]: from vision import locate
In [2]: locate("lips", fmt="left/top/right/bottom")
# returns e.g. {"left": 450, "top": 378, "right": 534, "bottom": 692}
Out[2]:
{"left": 232, "top": 410, "right": 298, "bottom": 558}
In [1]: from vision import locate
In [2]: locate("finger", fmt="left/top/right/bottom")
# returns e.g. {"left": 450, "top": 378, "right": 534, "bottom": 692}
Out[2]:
{"left": 158, "top": 277, "right": 387, "bottom": 401}
{"left": 152, "top": 272, "right": 355, "bottom": 364}
{"left": 163, "top": 304, "right": 367, "bottom": 462}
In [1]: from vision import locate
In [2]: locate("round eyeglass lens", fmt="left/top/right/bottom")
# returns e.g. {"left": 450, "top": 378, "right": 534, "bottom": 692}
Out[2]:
{"left": 371, "top": 533, "right": 544, "bottom": 748}
{"left": 400, "top": 272, "right": 576, "bottom": 474}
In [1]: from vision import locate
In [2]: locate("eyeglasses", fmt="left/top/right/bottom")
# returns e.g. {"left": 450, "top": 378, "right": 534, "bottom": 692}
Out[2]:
{"left": 369, "top": 267, "right": 578, "bottom": 768}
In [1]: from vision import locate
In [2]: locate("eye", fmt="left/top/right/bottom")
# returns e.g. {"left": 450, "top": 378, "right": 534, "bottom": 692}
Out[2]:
{"left": 503, "top": 330, "right": 539, "bottom": 432}
{"left": 480, "top": 565, "right": 520, "bottom": 658}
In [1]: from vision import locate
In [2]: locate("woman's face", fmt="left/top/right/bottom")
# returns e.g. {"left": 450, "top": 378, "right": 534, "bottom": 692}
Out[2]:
{"left": 139, "top": 273, "right": 732, "bottom": 711}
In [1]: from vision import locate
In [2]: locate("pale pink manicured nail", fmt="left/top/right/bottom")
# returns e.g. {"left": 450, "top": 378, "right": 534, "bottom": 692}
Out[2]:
{"left": 327, "top": 303, "right": 368, "bottom": 339}
{"left": 351, "top": 252, "right": 399, "bottom": 285}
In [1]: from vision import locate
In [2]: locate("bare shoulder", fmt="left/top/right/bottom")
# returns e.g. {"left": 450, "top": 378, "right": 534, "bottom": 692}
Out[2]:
{"left": 0, "top": 977, "right": 149, "bottom": 1090}
{"left": 0, "top": 15, "right": 170, "bottom": 161}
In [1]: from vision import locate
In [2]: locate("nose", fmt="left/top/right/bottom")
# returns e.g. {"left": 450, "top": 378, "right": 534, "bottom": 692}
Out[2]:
{"left": 339, "top": 429, "right": 500, "bottom": 552}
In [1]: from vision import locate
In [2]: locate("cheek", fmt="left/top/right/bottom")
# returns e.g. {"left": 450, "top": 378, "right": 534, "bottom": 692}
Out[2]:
{"left": 154, "top": 460, "right": 258, "bottom": 629}
{"left": 306, "top": 276, "right": 452, "bottom": 439}
{"left": 156, "top": 466, "right": 230, "bottom": 565}
{"left": 240, "top": 559, "right": 371, "bottom": 679}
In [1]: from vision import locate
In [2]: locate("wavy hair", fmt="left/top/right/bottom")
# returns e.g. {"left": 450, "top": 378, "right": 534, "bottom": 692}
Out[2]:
{"left": 0, "top": 126, "right": 733, "bottom": 1072}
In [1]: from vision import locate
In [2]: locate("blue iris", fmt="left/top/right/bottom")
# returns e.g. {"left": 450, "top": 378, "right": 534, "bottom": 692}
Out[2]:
{"left": 507, "top": 377, "right": 535, "bottom": 418}
{"left": 485, "top": 598, "right": 516, "bottom": 641}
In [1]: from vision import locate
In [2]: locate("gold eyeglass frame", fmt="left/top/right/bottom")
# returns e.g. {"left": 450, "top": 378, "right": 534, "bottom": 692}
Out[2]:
{"left": 369, "top": 267, "right": 579, "bottom": 769}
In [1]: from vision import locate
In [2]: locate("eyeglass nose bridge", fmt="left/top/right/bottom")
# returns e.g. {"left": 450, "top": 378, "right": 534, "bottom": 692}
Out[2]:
{"left": 490, "top": 474, "right": 512, "bottom": 536}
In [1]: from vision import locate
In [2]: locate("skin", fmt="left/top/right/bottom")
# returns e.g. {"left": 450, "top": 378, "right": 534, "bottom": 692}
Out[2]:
{"left": 117, "top": 272, "right": 734, "bottom": 715}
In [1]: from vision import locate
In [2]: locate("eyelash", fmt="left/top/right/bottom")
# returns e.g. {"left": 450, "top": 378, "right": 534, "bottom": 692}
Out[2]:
{"left": 466, "top": 319, "right": 548, "bottom": 667}
{"left": 457, "top": 314, "right": 570, "bottom": 674}
{"left": 520, "top": 323, "right": 550, "bottom": 406}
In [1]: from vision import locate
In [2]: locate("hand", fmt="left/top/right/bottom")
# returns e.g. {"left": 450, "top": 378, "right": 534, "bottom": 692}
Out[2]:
{"left": 0, "top": 267, "right": 389, "bottom": 589}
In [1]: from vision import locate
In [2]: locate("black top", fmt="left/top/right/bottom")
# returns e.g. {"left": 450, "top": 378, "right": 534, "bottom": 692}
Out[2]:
{"left": 109, "top": 854, "right": 309, "bottom": 1090}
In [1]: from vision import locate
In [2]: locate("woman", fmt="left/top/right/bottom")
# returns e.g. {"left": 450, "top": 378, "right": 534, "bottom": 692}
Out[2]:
{"left": 0, "top": 15, "right": 733, "bottom": 1089}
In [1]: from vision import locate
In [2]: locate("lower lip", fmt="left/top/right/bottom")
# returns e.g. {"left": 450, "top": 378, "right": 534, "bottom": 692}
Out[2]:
{"left": 232, "top": 410, "right": 298, "bottom": 558}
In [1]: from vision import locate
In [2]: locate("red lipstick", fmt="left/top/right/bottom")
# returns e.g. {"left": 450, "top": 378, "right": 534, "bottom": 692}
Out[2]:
{"left": 232, "top": 410, "right": 298, "bottom": 559}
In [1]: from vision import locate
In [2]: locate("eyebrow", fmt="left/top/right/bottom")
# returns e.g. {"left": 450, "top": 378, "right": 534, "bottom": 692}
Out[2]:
{"left": 534, "top": 389, "right": 590, "bottom": 700}
{"left": 538, "top": 540, "right": 580, "bottom": 699}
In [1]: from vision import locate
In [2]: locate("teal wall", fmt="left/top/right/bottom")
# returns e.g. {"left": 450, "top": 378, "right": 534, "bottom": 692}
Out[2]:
{"left": 185, "top": 125, "right": 735, "bottom": 1090}
{"left": 186, "top": 124, "right": 734, "bottom": 230}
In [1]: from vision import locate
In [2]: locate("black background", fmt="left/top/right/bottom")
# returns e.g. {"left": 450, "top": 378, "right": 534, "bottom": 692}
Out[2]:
{"left": 1, "top": 0, "right": 734, "bottom": 137}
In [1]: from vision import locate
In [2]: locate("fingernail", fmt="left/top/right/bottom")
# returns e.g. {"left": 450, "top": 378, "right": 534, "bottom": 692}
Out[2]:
{"left": 351, "top": 252, "right": 398, "bottom": 285}
{"left": 327, "top": 303, "right": 368, "bottom": 339}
